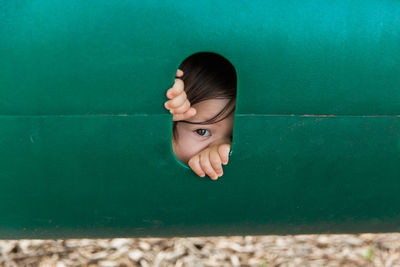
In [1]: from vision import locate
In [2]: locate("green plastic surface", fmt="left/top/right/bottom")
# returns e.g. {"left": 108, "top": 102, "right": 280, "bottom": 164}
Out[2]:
{"left": 0, "top": 0, "right": 399, "bottom": 238}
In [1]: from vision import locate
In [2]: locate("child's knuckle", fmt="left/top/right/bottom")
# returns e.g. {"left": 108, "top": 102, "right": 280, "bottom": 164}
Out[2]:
{"left": 210, "top": 157, "right": 220, "bottom": 165}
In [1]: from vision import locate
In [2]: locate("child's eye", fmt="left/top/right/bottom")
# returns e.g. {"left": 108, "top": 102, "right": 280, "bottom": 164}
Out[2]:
{"left": 194, "top": 129, "right": 211, "bottom": 137}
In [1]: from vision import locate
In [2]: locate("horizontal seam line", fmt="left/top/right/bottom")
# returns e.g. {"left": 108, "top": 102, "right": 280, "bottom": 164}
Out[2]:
{"left": 0, "top": 114, "right": 170, "bottom": 117}
{"left": 237, "top": 114, "right": 400, "bottom": 117}
{"left": 0, "top": 114, "right": 399, "bottom": 117}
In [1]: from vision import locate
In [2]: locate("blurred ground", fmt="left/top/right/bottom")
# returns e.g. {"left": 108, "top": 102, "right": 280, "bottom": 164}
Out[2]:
{"left": 0, "top": 233, "right": 399, "bottom": 267}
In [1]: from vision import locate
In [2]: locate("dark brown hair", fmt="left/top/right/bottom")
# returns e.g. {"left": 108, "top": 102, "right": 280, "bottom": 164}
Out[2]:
{"left": 173, "top": 52, "right": 237, "bottom": 138}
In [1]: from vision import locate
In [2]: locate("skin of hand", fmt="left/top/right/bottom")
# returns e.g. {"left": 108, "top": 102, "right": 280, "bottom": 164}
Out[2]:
{"left": 188, "top": 142, "right": 231, "bottom": 180}
{"left": 164, "top": 69, "right": 196, "bottom": 121}
{"left": 165, "top": 69, "right": 234, "bottom": 180}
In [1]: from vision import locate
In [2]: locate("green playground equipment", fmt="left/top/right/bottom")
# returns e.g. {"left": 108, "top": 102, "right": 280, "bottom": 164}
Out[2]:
{"left": 0, "top": 0, "right": 399, "bottom": 238}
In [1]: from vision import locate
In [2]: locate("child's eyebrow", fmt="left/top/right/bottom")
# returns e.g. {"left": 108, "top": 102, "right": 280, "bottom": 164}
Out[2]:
{"left": 180, "top": 119, "right": 213, "bottom": 125}
{"left": 179, "top": 111, "right": 214, "bottom": 124}
{"left": 184, "top": 115, "right": 214, "bottom": 124}
{"left": 180, "top": 117, "right": 224, "bottom": 126}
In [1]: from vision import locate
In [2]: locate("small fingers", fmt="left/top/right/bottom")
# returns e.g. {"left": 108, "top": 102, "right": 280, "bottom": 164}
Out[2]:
{"left": 165, "top": 91, "right": 187, "bottom": 110}
{"left": 171, "top": 99, "right": 190, "bottom": 114}
{"left": 188, "top": 155, "right": 205, "bottom": 177}
{"left": 167, "top": 78, "right": 184, "bottom": 99}
{"left": 176, "top": 69, "right": 184, "bottom": 77}
{"left": 218, "top": 144, "right": 231, "bottom": 165}
{"left": 172, "top": 107, "right": 196, "bottom": 121}
{"left": 200, "top": 150, "right": 218, "bottom": 180}
{"left": 209, "top": 148, "right": 223, "bottom": 177}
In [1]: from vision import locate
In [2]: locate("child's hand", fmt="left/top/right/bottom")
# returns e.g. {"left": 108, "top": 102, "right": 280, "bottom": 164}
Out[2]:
{"left": 188, "top": 143, "right": 231, "bottom": 180}
{"left": 164, "top": 69, "right": 196, "bottom": 121}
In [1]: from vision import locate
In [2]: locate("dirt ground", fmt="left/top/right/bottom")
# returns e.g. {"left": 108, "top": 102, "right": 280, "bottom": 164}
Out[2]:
{"left": 0, "top": 233, "right": 399, "bottom": 267}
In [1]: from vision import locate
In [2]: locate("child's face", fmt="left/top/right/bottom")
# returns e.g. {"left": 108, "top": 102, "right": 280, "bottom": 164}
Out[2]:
{"left": 172, "top": 99, "right": 234, "bottom": 164}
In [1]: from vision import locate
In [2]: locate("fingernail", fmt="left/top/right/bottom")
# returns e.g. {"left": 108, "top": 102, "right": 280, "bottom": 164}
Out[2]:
{"left": 170, "top": 109, "right": 174, "bottom": 114}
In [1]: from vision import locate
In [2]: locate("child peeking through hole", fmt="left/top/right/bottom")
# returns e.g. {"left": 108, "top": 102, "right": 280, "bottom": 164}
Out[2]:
{"left": 164, "top": 52, "right": 237, "bottom": 180}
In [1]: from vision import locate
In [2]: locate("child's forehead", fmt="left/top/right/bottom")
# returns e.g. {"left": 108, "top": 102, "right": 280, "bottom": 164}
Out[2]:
{"left": 188, "top": 99, "right": 230, "bottom": 122}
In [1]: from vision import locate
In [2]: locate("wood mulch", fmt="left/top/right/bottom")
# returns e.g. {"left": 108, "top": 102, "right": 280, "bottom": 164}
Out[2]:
{"left": 0, "top": 233, "right": 399, "bottom": 266}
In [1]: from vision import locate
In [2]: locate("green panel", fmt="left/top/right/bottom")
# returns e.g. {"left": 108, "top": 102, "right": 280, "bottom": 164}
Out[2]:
{"left": 0, "top": 0, "right": 399, "bottom": 238}
{"left": 0, "top": 0, "right": 399, "bottom": 115}
{"left": 0, "top": 115, "right": 399, "bottom": 238}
